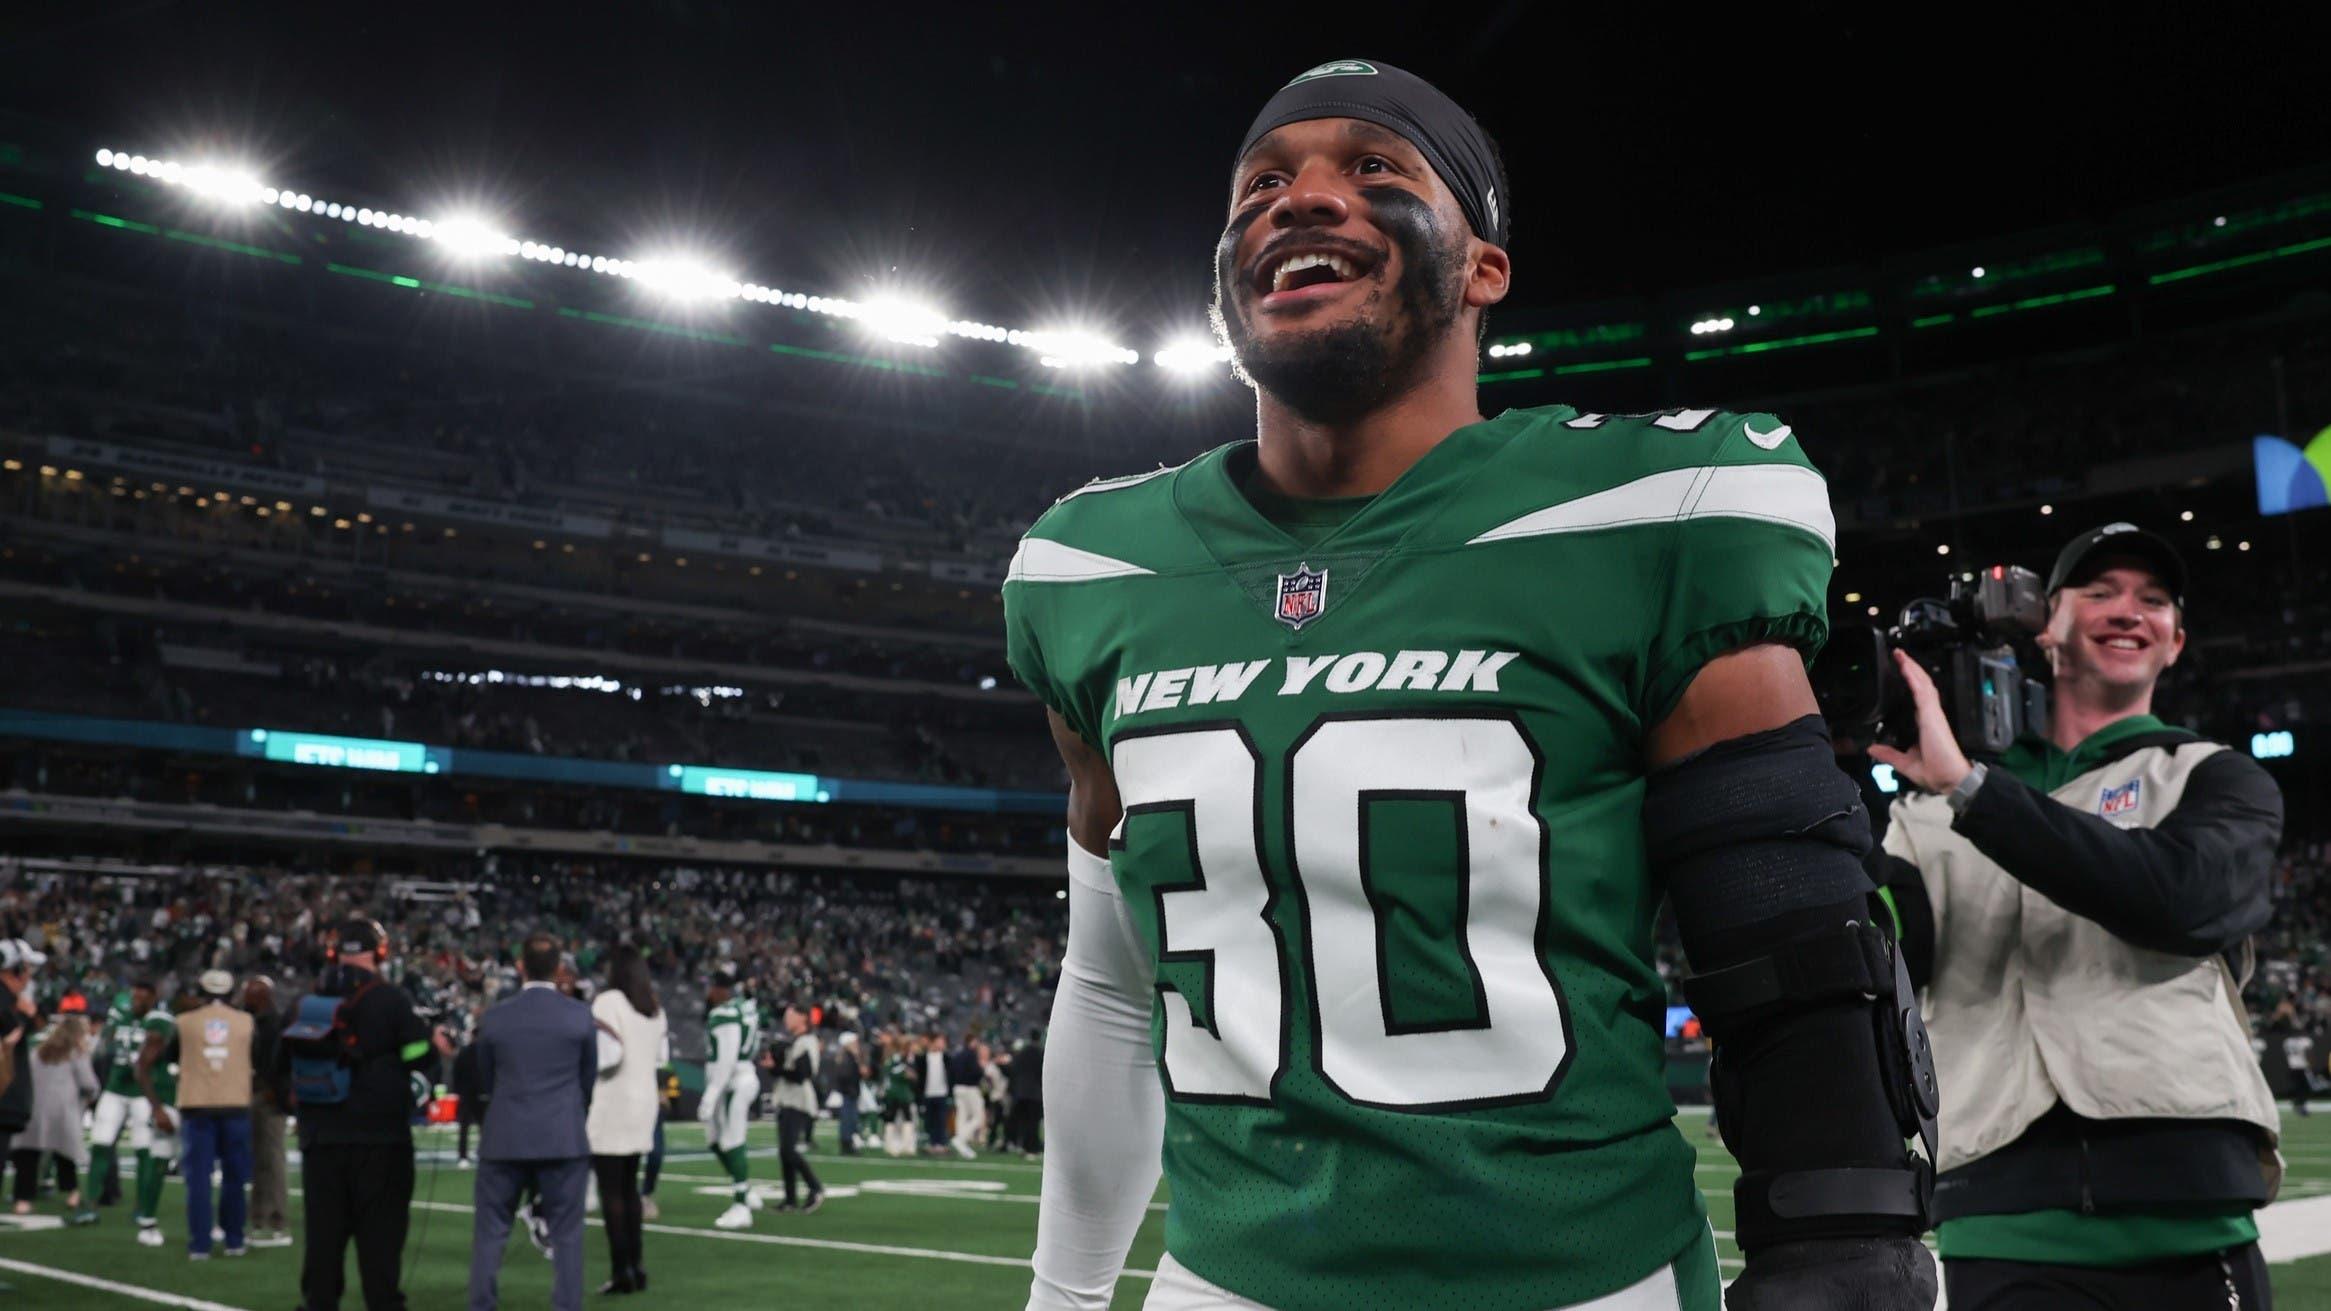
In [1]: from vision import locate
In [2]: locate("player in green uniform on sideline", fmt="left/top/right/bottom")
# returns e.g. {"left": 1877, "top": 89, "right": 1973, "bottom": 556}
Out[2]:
{"left": 129, "top": 988, "right": 184, "bottom": 1246}
{"left": 88, "top": 981, "right": 172, "bottom": 1228}
{"left": 700, "top": 972, "right": 763, "bottom": 1229}
{"left": 1007, "top": 59, "right": 1938, "bottom": 1311}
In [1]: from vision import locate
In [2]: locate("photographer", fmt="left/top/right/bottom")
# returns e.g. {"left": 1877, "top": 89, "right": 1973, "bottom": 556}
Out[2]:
{"left": 1868, "top": 523, "right": 2285, "bottom": 1310}
{"left": 287, "top": 919, "right": 453, "bottom": 1311}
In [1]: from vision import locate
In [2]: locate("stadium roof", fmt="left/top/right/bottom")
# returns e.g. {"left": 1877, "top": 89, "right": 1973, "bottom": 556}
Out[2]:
{"left": 5, "top": 5, "right": 2327, "bottom": 335}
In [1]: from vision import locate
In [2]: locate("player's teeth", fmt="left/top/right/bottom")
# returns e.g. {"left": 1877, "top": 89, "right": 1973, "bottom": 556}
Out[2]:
{"left": 1269, "top": 252, "right": 1352, "bottom": 293}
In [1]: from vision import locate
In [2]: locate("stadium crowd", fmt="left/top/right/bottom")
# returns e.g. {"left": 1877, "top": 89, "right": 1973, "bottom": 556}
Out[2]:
{"left": 0, "top": 859, "right": 1066, "bottom": 1054}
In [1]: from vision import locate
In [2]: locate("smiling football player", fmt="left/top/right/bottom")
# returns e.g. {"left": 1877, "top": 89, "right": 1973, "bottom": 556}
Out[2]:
{"left": 1007, "top": 58, "right": 1938, "bottom": 1311}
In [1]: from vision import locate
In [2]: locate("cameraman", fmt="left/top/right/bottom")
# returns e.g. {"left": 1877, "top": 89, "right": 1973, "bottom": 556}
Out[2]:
{"left": 1868, "top": 523, "right": 2285, "bottom": 1310}
{"left": 289, "top": 919, "right": 452, "bottom": 1311}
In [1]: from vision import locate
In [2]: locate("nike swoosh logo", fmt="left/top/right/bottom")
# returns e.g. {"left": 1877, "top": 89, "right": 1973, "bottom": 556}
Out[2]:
{"left": 1743, "top": 422, "right": 1792, "bottom": 450}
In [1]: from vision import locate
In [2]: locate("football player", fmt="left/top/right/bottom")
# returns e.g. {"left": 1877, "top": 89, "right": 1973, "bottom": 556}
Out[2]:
{"left": 1006, "top": 59, "right": 1938, "bottom": 1311}
{"left": 89, "top": 980, "right": 182, "bottom": 1241}
{"left": 131, "top": 987, "right": 187, "bottom": 1247}
{"left": 700, "top": 971, "right": 763, "bottom": 1230}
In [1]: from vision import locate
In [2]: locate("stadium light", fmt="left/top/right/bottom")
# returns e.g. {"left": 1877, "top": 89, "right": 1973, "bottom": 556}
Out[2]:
{"left": 1486, "top": 341, "right": 1534, "bottom": 359}
{"left": 95, "top": 142, "right": 1132, "bottom": 368}
{"left": 1023, "top": 328, "right": 1139, "bottom": 369}
{"left": 856, "top": 296, "right": 950, "bottom": 348}
{"left": 432, "top": 214, "right": 518, "bottom": 259}
{"left": 630, "top": 257, "right": 739, "bottom": 303}
{"left": 1154, "top": 337, "right": 1233, "bottom": 373}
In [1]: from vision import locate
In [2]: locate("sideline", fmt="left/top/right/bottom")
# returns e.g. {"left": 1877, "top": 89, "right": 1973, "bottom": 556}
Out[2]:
{"left": 0, "top": 1255, "right": 253, "bottom": 1309}
{"left": 290, "top": 1186, "right": 1162, "bottom": 1280}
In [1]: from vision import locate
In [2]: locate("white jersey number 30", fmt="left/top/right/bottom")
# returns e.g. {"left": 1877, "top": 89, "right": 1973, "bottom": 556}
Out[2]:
{"left": 1111, "top": 715, "right": 1568, "bottom": 1112}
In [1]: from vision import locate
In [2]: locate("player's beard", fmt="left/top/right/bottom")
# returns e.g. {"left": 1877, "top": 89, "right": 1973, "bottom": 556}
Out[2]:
{"left": 1212, "top": 189, "right": 1469, "bottom": 426}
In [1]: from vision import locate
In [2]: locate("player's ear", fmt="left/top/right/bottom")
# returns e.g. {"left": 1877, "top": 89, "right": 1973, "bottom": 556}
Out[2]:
{"left": 1465, "top": 240, "right": 1510, "bottom": 311}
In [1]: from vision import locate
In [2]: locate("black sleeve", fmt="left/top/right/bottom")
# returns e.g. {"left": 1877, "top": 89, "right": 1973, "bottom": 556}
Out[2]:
{"left": 370, "top": 987, "right": 433, "bottom": 1070}
{"left": 1953, "top": 749, "right": 2283, "bottom": 956}
{"left": 1865, "top": 849, "right": 1936, "bottom": 991}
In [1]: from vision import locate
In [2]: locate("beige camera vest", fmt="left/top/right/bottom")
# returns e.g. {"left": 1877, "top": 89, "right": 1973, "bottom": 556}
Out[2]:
{"left": 1884, "top": 739, "right": 2280, "bottom": 1178}
{"left": 175, "top": 1001, "right": 255, "bottom": 1111}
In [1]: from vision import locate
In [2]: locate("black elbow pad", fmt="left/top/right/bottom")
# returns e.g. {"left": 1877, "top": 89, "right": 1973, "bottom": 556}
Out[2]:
{"left": 1647, "top": 714, "right": 1939, "bottom": 1249}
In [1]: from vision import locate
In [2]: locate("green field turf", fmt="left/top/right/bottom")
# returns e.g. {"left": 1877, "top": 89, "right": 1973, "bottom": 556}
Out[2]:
{"left": 2, "top": 1107, "right": 2326, "bottom": 1308}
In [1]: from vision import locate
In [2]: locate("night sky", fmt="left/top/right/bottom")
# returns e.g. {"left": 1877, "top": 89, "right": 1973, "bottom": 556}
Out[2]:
{"left": 6, "top": 2, "right": 2328, "bottom": 339}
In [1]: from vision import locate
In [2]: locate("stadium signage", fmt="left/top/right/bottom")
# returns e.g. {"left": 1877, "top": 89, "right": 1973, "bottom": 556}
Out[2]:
{"left": 45, "top": 435, "right": 327, "bottom": 497}
{"left": 666, "top": 763, "right": 826, "bottom": 803}
{"left": 2255, "top": 426, "right": 2331, "bottom": 516}
{"left": 242, "top": 728, "right": 441, "bottom": 774}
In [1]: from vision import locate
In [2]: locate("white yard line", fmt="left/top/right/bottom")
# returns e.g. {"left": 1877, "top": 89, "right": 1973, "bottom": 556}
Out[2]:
{"left": 287, "top": 1186, "right": 1162, "bottom": 1279}
{"left": 0, "top": 1256, "right": 255, "bottom": 1310}
{"left": 2259, "top": 1192, "right": 2331, "bottom": 1264}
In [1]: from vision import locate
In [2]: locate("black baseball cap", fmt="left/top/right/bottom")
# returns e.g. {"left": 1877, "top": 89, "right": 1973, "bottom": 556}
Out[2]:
{"left": 2046, "top": 522, "right": 2187, "bottom": 607}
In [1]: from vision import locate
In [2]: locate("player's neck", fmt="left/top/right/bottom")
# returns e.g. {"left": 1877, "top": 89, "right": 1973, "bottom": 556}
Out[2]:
{"left": 1252, "top": 365, "right": 1483, "bottom": 499}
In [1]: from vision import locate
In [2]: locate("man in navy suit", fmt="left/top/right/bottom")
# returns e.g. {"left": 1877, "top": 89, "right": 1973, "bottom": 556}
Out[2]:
{"left": 469, "top": 935, "right": 596, "bottom": 1311}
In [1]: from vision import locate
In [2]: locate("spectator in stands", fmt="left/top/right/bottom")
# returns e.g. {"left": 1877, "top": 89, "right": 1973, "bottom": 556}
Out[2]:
{"left": 14, "top": 1013, "right": 96, "bottom": 1223}
{"left": 586, "top": 946, "right": 664, "bottom": 1295}
{"left": 174, "top": 969, "right": 254, "bottom": 1260}
{"left": 244, "top": 974, "right": 293, "bottom": 1247}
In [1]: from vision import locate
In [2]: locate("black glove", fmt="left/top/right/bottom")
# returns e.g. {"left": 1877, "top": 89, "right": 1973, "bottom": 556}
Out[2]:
{"left": 1725, "top": 1236, "right": 1937, "bottom": 1311}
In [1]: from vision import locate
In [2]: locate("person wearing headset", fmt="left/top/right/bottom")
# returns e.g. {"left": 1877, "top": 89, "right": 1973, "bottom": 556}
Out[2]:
{"left": 289, "top": 918, "right": 453, "bottom": 1311}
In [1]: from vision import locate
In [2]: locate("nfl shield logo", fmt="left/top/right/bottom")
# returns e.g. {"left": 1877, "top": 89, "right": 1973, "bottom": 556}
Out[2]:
{"left": 1274, "top": 564, "right": 1328, "bottom": 631}
{"left": 2100, "top": 779, "right": 2141, "bottom": 819}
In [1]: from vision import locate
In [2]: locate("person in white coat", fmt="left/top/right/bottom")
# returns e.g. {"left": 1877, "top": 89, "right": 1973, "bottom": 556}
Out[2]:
{"left": 585, "top": 947, "right": 667, "bottom": 1296}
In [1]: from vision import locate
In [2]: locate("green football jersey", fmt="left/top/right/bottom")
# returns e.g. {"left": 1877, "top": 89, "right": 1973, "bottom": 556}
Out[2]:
{"left": 706, "top": 997, "right": 762, "bottom": 1069}
{"left": 144, "top": 1007, "right": 179, "bottom": 1104}
{"left": 1003, "top": 404, "right": 1833, "bottom": 1311}
{"left": 102, "top": 995, "right": 147, "bottom": 1096}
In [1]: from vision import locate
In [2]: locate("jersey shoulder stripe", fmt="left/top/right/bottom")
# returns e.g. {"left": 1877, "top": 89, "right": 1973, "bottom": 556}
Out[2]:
{"left": 1005, "top": 537, "right": 1154, "bottom": 584}
{"left": 1474, "top": 406, "right": 1831, "bottom": 549}
{"left": 1469, "top": 462, "right": 1833, "bottom": 552}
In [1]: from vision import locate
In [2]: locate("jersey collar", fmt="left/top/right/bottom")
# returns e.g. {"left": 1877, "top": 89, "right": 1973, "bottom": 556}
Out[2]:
{"left": 1173, "top": 408, "right": 1545, "bottom": 566}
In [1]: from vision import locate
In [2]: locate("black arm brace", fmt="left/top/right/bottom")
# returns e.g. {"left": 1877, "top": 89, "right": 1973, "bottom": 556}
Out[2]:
{"left": 1648, "top": 715, "right": 1939, "bottom": 1251}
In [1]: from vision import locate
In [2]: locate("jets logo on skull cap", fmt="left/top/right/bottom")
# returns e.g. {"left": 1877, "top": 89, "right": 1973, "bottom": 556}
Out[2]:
{"left": 1286, "top": 60, "right": 1378, "bottom": 86}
